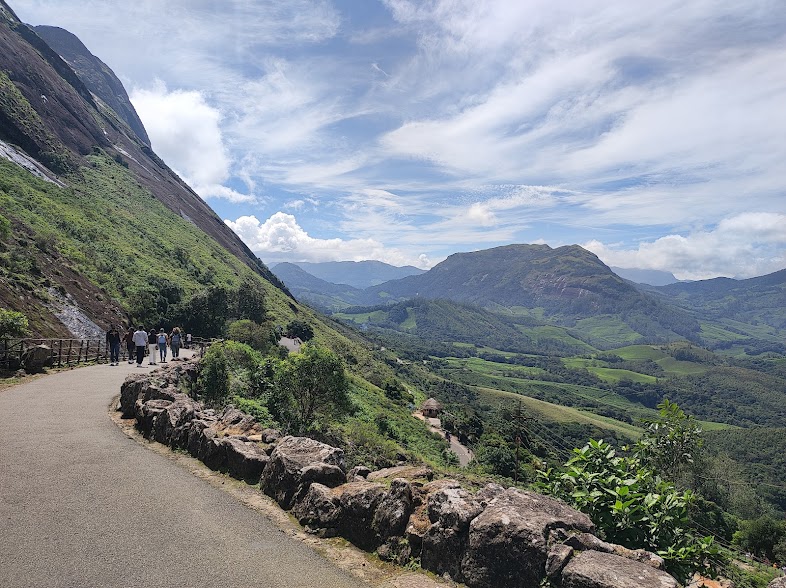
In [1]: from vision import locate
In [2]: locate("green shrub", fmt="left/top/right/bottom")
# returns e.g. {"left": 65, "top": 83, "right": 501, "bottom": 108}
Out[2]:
{"left": 227, "top": 319, "right": 277, "bottom": 352}
{"left": 538, "top": 438, "right": 719, "bottom": 581}
{"left": 0, "top": 308, "right": 29, "bottom": 338}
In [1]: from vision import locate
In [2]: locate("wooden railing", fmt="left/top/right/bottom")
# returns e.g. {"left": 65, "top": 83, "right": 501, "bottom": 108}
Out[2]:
{"left": 0, "top": 336, "right": 217, "bottom": 371}
{"left": 0, "top": 338, "right": 111, "bottom": 370}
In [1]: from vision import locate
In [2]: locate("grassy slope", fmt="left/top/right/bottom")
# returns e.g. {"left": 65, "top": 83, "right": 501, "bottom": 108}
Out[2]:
{"left": 0, "top": 154, "right": 455, "bottom": 468}
{"left": 475, "top": 386, "right": 643, "bottom": 439}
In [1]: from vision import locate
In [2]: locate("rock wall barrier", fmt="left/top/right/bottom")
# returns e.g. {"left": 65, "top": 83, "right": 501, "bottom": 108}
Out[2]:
{"left": 120, "top": 361, "right": 680, "bottom": 588}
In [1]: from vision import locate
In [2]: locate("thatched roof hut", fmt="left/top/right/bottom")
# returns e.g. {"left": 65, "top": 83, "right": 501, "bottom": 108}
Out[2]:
{"left": 421, "top": 397, "right": 442, "bottom": 417}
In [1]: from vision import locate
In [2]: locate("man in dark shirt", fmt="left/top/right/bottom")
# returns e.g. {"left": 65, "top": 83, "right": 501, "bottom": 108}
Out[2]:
{"left": 105, "top": 325, "right": 121, "bottom": 366}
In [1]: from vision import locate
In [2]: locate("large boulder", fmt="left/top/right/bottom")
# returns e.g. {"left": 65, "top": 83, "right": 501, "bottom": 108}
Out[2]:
{"left": 562, "top": 533, "right": 665, "bottom": 571}
{"left": 221, "top": 437, "right": 270, "bottom": 484}
{"left": 217, "top": 406, "right": 260, "bottom": 436}
{"left": 421, "top": 486, "right": 484, "bottom": 581}
{"left": 372, "top": 478, "right": 414, "bottom": 543}
{"left": 152, "top": 396, "right": 197, "bottom": 447}
{"left": 22, "top": 344, "right": 53, "bottom": 373}
{"left": 135, "top": 399, "right": 172, "bottom": 437}
{"left": 405, "top": 479, "right": 462, "bottom": 557}
{"left": 460, "top": 488, "right": 594, "bottom": 588}
{"left": 367, "top": 465, "right": 434, "bottom": 482}
{"left": 559, "top": 550, "right": 678, "bottom": 588}
{"left": 186, "top": 419, "right": 217, "bottom": 459}
{"left": 119, "top": 374, "right": 148, "bottom": 417}
{"left": 260, "top": 436, "right": 346, "bottom": 509}
{"left": 769, "top": 578, "right": 786, "bottom": 588}
{"left": 292, "top": 483, "right": 342, "bottom": 537}
{"left": 336, "top": 480, "right": 387, "bottom": 550}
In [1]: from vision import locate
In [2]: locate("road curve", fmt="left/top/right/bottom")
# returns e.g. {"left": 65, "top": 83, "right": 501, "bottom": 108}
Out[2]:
{"left": 0, "top": 360, "right": 371, "bottom": 588}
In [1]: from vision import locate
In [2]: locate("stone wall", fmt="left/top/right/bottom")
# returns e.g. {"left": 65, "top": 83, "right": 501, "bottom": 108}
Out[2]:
{"left": 120, "top": 362, "right": 680, "bottom": 588}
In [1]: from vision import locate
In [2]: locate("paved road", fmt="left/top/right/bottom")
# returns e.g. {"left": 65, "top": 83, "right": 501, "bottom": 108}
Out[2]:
{"left": 414, "top": 414, "right": 473, "bottom": 467}
{"left": 0, "top": 360, "right": 371, "bottom": 588}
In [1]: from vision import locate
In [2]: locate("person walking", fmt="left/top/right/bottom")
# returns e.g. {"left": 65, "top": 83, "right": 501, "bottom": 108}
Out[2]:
{"left": 105, "top": 325, "right": 121, "bottom": 366}
{"left": 157, "top": 328, "right": 169, "bottom": 363}
{"left": 170, "top": 327, "right": 182, "bottom": 359}
{"left": 147, "top": 328, "right": 158, "bottom": 366}
{"left": 185, "top": 332, "right": 192, "bottom": 349}
{"left": 132, "top": 325, "right": 148, "bottom": 367}
{"left": 124, "top": 327, "right": 135, "bottom": 364}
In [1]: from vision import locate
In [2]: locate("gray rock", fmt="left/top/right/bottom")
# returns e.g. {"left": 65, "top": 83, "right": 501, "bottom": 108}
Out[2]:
{"left": 152, "top": 396, "right": 196, "bottom": 446}
{"left": 292, "top": 483, "right": 342, "bottom": 537}
{"left": 337, "top": 480, "right": 387, "bottom": 550}
{"left": 347, "top": 465, "right": 372, "bottom": 482}
{"left": 561, "top": 533, "right": 665, "bottom": 571}
{"left": 221, "top": 437, "right": 270, "bottom": 484}
{"left": 119, "top": 375, "right": 147, "bottom": 417}
{"left": 377, "top": 537, "right": 412, "bottom": 565}
{"left": 559, "top": 550, "right": 678, "bottom": 588}
{"left": 421, "top": 486, "right": 484, "bottom": 581}
{"left": 136, "top": 399, "right": 171, "bottom": 437}
{"left": 546, "top": 544, "right": 574, "bottom": 579}
{"left": 405, "top": 479, "right": 462, "bottom": 556}
{"left": 22, "top": 344, "right": 53, "bottom": 373}
{"left": 217, "top": 405, "right": 260, "bottom": 436}
{"left": 373, "top": 478, "right": 414, "bottom": 541}
{"left": 461, "top": 488, "right": 594, "bottom": 588}
{"left": 367, "top": 464, "right": 433, "bottom": 482}
{"left": 186, "top": 419, "right": 216, "bottom": 458}
{"left": 260, "top": 436, "right": 346, "bottom": 509}
{"left": 427, "top": 486, "right": 483, "bottom": 529}
{"left": 768, "top": 578, "right": 786, "bottom": 588}
{"left": 260, "top": 428, "right": 281, "bottom": 443}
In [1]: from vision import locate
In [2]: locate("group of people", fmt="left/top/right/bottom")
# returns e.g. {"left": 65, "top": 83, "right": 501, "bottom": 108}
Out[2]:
{"left": 105, "top": 325, "right": 191, "bottom": 367}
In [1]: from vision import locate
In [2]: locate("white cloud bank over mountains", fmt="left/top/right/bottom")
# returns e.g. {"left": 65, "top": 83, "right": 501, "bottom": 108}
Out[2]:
{"left": 13, "top": 0, "right": 786, "bottom": 280}
{"left": 585, "top": 213, "right": 786, "bottom": 280}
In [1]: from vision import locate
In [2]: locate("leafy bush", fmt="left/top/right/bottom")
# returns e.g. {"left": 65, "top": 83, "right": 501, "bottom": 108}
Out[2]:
{"left": 226, "top": 319, "right": 277, "bottom": 353}
{"left": 285, "top": 319, "right": 314, "bottom": 341}
{"left": 538, "top": 438, "right": 718, "bottom": 581}
{"left": 196, "top": 344, "right": 230, "bottom": 406}
{"left": 0, "top": 308, "right": 29, "bottom": 338}
{"left": 271, "top": 343, "right": 351, "bottom": 434}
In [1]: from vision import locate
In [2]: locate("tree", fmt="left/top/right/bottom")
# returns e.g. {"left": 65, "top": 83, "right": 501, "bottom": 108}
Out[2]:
{"left": 0, "top": 308, "right": 29, "bottom": 339}
{"left": 226, "top": 319, "right": 276, "bottom": 353}
{"left": 272, "top": 343, "right": 350, "bottom": 433}
{"left": 733, "top": 516, "right": 786, "bottom": 562}
{"left": 636, "top": 398, "right": 703, "bottom": 482}
{"left": 286, "top": 319, "right": 314, "bottom": 342}
{"left": 234, "top": 276, "right": 267, "bottom": 324}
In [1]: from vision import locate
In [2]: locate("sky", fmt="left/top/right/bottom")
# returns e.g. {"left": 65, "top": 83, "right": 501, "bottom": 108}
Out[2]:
{"left": 11, "top": 0, "right": 786, "bottom": 280}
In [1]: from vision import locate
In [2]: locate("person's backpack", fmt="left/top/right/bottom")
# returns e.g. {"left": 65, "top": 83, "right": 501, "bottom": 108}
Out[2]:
{"left": 172, "top": 333, "right": 181, "bottom": 345}
{"left": 158, "top": 334, "right": 167, "bottom": 346}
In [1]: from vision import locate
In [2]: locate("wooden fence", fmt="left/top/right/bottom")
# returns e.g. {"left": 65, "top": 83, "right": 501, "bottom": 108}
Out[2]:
{"left": 0, "top": 338, "right": 111, "bottom": 370}
{"left": 0, "top": 336, "right": 215, "bottom": 371}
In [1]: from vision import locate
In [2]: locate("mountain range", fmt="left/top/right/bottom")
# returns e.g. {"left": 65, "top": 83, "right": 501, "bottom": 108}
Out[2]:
{"left": 272, "top": 246, "right": 786, "bottom": 351}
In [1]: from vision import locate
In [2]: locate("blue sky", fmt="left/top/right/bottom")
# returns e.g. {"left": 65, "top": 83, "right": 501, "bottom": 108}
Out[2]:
{"left": 12, "top": 0, "right": 786, "bottom": 279}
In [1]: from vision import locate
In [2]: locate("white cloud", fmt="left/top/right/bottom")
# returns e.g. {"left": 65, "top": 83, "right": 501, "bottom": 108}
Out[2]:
{"left": 225, "top": 212, "right": 432, "bottom": 267}
{"left": 130, "top": 81, "right": 254, "bottom": 202}
{"left": 584, "top": 213, "right": 786, "bottom": 280}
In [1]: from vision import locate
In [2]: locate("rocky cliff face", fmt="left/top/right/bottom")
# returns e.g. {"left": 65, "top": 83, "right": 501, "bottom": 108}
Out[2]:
{"left": 0, "top": 0, "right": 283, "bottom": 290}
{"left": 33, "top": 24, "right": 151, "bottom": 147}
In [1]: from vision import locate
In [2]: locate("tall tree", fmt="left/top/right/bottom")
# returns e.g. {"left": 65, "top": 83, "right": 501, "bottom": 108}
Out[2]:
{"left": 273, "top": 343, "right": 350, "bottom": 433}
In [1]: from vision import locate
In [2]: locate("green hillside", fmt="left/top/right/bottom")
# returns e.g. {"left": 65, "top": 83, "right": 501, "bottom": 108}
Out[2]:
{"left": 335, "top": 298, "right": 595, "bottom": 355}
